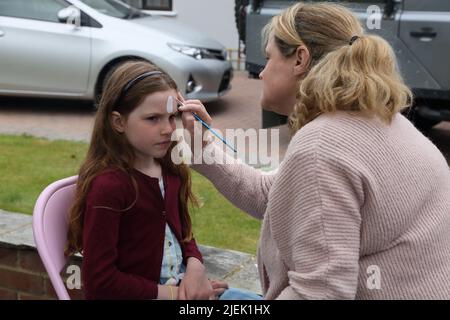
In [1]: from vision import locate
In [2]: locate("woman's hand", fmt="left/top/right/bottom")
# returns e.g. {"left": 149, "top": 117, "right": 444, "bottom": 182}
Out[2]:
{"left": 178, "top": 257, "right": 213, "bottom": 300}
{"left": 209, "top": 279, "right": 229, "bottom": 300}
{"left": 177, "top": 92, "right": 213, "bottom": 149}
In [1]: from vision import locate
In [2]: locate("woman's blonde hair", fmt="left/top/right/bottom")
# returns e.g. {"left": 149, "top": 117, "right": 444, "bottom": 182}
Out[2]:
{"left": 262, "top": 2, "right": 413, "bottom": 132}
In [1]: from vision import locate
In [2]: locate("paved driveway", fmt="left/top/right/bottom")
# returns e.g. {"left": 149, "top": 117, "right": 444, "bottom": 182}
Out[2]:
{"left": 0, "top": 71, "right": 449, "bottom": 164}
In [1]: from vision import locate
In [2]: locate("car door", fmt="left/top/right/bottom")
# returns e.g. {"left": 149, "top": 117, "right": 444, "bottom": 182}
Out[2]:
{"left": 0, "top": 0, "right": 91, "bottom": 95}
{"left": 398, "top": 0, "right": 450, "bottom": 90}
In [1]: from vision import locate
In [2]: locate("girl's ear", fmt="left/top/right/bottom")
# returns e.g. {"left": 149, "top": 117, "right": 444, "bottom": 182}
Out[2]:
{"left": 111, "top": 111, "right": 126, "bottom": 133}
{"left": 293, "top": 44, "right": 311, "bottom": 77}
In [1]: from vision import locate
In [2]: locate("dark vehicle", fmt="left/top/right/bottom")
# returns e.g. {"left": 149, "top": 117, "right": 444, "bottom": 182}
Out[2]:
{"left": 235, "top": 0, "right": 450, "bottom": 131}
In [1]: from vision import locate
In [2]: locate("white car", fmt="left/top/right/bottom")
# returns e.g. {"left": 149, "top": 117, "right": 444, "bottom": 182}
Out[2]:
{"left": 0, "top": 0, "right": 233, "bottom": 102}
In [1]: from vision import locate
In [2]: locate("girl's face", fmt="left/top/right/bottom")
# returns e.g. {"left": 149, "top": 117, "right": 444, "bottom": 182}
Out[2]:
{"left": 113, "top": 89, "right": 178, "bottom": 164}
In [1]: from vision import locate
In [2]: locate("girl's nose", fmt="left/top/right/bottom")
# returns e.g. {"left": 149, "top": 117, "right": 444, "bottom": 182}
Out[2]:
{"left": 161, "top": 120, "right": 175, "bottom": 135}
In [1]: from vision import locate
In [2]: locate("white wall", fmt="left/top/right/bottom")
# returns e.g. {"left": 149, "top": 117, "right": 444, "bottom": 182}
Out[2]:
{"left": 126, "top": 0, "right": 242, "bottom": 67}
{"left": 173, "top": 0, "right": 239, "bottom": 51}
{"left": 128, "top": 0, "right": 240, "bottom": 50}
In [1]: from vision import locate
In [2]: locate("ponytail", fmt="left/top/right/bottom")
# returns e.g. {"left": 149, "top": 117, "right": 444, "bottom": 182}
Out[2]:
{"left": 290, "top": 34, "right": 413, "bottom": 131}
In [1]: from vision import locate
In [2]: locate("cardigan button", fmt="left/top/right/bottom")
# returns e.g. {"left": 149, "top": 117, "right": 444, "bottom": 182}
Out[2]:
{"left": 162, "top": 210, "right": 166, "bottom": 215}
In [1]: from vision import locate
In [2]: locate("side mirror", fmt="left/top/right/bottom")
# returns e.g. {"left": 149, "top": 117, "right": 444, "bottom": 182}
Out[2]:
{"left": 57, "top": 6, "right": 81, "bottom": 26}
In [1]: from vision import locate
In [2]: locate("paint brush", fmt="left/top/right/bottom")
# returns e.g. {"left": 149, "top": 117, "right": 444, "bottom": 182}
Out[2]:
{"left": 175, "top": 97, "right": 237, "bottom": 153}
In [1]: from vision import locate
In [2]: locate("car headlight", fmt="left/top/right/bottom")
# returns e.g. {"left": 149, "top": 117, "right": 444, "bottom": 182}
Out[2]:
{"left": 168, "top": 43, "right": 225, "bottom": 60}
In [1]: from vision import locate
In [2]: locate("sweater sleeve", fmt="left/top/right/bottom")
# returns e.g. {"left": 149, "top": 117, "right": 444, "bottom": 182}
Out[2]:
{"left": 182, "top": 236, "right": 203, "bottom": 265}
{"left": 82, "top": 175, "right": 158, "bottom": 300}
{"left": 190, "top": 142, "right": 277, "bottom": 219}
{"left": 272, "top": 145, "right": 363, "bottom": 300}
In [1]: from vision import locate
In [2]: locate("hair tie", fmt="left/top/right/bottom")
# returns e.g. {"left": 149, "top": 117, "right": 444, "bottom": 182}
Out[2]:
{"left": 122, "top": 71, "right": 163, "bottom": 94}
{"left": 117, "top": 70, "right": 163, "bottom": 102}
{"left": 349, "top": 35, "right": 359, "bottom": 46}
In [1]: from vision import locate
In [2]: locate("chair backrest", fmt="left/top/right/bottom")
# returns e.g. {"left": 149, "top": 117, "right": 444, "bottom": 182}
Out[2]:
{"left": 32, "top": 176, "right": 78, "bottom": 300}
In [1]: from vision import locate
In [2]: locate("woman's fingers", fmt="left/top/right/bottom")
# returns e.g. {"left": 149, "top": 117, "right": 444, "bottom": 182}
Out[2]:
{"left": 177, "top": 91, "right": 186, "bottom": 104}
{"left": 178, "top": 100, "right": 212, "bottom": 126}
{"left": 178, "top": 99, "right": 215, "bottom": 150}
{"left": 181, "top": 111, "right": 196, "bottom": 131}
{"left": 210, "top": 279, "right": 229, "bottom": 290}
{"left": 213, "top": 288, "right": 227, "bottom": 296}
{"left": 209, "top": 280, "right": 228, "bottom": 299}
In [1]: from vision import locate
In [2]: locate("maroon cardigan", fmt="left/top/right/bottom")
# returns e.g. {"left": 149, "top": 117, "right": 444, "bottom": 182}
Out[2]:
{"left": 81, "top": 168, "right": 203, "bottom": 300}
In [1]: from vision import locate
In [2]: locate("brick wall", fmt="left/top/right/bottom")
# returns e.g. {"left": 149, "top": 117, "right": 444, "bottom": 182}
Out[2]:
{"left": 0, "top": 245, "right": 84, "bottom": 300}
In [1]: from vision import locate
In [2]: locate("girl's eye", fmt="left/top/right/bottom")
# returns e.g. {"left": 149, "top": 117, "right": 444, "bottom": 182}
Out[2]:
{"left": 147, "top": 116, "right": 158, "bottom": 122}
{"left": 170, "top": 112, "right": 180, "bottom": 120}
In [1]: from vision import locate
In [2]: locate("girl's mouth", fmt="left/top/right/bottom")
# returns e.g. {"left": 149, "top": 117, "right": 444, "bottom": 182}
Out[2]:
{"left": 156, "top": 140, "right": 171, "bottom": 147}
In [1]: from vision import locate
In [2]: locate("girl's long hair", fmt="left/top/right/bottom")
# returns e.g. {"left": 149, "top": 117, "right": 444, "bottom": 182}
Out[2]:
{"left": 262, "top": 2, "right": 413, "bottom": 133}
{"left": 65, "top": 61, "right": 198, "bottom": 256}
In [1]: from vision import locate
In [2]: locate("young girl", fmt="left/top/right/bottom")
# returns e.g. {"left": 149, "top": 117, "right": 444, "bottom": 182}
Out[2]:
{"left": 64, "top": 61, "right": 226, "bottom": 300}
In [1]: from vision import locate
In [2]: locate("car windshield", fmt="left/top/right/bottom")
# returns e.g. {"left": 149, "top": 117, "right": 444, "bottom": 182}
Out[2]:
{"left": 80, "top": 0, "right": 148, "bottom": 19}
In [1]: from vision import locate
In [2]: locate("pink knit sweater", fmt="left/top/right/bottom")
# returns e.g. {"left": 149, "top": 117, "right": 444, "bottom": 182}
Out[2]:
{"left": 192, "top": 112, "right": 450, "bottom": 299}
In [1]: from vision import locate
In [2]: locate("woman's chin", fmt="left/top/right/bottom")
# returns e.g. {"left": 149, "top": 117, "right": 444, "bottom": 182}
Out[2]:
{"left": 261, "top": 101, "right": 273, "bottom": 112}
{"left": 262, "top": 104, "right": 289, "bottom": 116}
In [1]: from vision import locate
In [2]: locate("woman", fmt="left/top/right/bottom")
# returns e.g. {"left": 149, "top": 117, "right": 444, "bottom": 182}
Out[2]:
{"left": 178, "top": 2, "right": 450, "bottom": 299}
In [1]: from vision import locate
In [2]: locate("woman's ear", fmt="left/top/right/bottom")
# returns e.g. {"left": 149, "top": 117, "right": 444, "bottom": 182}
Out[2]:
{"left": 293, "top": 45, "right": 311, "bottom": 77}
{"left": 111, "top": 111, "right": 126, "bottom": 133}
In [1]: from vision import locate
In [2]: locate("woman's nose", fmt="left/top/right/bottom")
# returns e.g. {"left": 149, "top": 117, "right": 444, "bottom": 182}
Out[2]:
{"left": 259, "top": 69, "right": 264, "bottom": 80}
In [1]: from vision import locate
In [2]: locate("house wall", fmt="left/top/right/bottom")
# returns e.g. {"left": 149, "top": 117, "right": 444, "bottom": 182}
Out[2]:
{"left": 125, "top": 0, "right": 240, "bottom": 51}
{"left": 173, "top": 0, "right": 240, "bottom": 51}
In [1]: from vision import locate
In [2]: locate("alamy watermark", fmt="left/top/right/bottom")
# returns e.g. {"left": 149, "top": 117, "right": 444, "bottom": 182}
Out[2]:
{"left": 169, "top": 122, "right": 280, "bottom": 169}
{"left": 366, "top": 265, "right": 381, "bottom": 290}
{"left": 66, "top": 264, "right": 81, "bottom": 290}
{"left": 367, "top": 5, "right": 382, "bottom": 30}
{"left": 65, "top": 263, "right": 383, "bottom": 291}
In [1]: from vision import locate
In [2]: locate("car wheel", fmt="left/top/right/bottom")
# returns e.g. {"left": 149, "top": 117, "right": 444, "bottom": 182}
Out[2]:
{"left": 95, "top": 59, "right": 144, "bottom": 106}
{"left": 95, "top": 64, "right": 118, "bottom": 106}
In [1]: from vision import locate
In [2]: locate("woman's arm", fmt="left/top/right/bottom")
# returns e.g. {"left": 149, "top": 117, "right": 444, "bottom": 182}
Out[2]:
{"left": 272, "top": 147, "right": 363, "bottom": 300}
{"left": 191, "top": 142, "right": 277, "bottom": 219}
{"left": 178, "top": 98, "right": 276, "bottom": 219}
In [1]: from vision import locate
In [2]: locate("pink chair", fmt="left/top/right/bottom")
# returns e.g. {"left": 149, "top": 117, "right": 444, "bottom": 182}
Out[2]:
{"left": 32, "top": 176, "right": 78, "bottom": 300}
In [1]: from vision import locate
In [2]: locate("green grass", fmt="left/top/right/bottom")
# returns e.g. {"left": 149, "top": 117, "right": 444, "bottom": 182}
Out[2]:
{"left": 0, "top": 134, "right": 260, "bottom": 254}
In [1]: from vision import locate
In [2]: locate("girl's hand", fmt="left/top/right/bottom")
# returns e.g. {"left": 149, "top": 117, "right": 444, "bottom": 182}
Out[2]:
{"left": 178, "top": 257, "right": 213, "bottom": 300}
{"left": 178, "top": 257, "right": 212, "bottom": 300}
{"left": 209, "top": 279, "right": 229, "bottom": 300}
{"left": 156, "top": 284, "right": 179, "bottom": 300}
